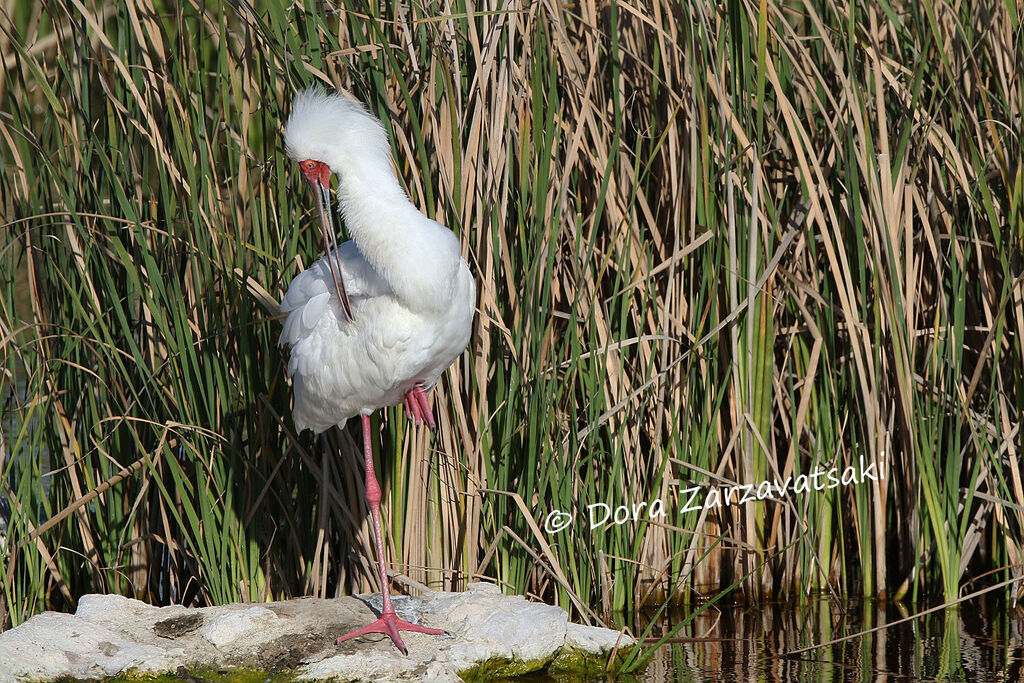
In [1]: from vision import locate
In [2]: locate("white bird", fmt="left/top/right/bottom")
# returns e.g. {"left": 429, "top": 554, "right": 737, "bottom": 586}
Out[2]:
{"left": 279, "top": 87, "right": 475, "bottom": 654}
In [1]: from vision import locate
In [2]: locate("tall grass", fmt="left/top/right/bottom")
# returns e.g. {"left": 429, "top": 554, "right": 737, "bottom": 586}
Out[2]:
{"left": 1, "top": 0, "right": 1020, "bottom": 630}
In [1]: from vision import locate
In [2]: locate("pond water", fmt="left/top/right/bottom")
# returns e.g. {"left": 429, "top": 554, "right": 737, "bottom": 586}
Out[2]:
{"left": 613, "top": 597, "right": 1023, "bottom": 682}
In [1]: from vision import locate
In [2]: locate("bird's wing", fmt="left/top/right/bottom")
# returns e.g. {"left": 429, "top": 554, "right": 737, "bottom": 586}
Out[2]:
{"left": 278, "top": 242, "right": 391, "bottom": 347}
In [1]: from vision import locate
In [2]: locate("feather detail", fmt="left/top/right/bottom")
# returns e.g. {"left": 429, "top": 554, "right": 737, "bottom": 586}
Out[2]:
{"left": 280, "top": 88, "right": 475, "bottom": 435}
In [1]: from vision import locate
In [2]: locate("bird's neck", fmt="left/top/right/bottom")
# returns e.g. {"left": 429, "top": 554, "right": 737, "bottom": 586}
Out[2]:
{"left": 335, "top": 157, "right": 459, "bottom": 311}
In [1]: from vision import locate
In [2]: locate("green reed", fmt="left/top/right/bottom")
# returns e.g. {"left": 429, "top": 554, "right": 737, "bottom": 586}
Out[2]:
{"left": 0, "top": 0, "right": 1020, "bottom": 641}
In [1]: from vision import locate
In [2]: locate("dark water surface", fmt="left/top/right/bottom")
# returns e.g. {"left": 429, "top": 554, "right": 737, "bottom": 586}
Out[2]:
{"left": 623, "top": 597, "right": 1023, "bottom": 682}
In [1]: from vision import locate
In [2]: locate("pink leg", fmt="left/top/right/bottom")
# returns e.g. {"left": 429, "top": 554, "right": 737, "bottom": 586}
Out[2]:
{"left": 403, "top": 391, "right": 427, "bottom": 426}
{"left": 403, "top": 386, "right": 436, "bottom": 431}
{"left": 336, "top": 414, "right": 445, "bottom": 654}
{"left": 403, "top": 393, "right": 419, "bottom": 423}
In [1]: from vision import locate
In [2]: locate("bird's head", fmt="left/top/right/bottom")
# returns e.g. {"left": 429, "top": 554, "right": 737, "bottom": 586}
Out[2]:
{"left": 297, "top": 158, "right": 331, "bottom": 192}
{"left": 282, "top": 86, "right": 392, "bottom": 243}
{"left": 283, "top": 87, "right": 388, "bottom": 323}
{"left": 283, "top": 86, "right": 390, "bottom": 193}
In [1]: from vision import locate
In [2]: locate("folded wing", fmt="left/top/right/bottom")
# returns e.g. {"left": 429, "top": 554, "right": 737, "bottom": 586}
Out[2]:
{"left": 279, "top": 242, "right": 391, "bottom": 347}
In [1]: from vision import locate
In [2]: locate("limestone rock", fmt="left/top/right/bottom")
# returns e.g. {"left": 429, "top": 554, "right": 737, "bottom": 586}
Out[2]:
{"left": 0, "top": 612, "right": 179, "bottom": 681}
{"left": 564, "top": 620, "right": 630, "bottom": 653}
{"left": 0, "top": 584, "right": 635, "bottom": 682}
{"left": 199, "top": 606, "right": 279, "bottom": 648}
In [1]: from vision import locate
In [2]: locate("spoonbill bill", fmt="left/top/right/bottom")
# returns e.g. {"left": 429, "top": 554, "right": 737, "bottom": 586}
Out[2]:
{"left": 279, "top": 87, "right": 475, "bottom": 654}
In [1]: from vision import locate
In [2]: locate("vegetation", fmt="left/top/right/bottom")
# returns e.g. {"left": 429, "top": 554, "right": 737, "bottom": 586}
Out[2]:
{"left": 1, "top": 0, "right": 1020, "bottom": 637}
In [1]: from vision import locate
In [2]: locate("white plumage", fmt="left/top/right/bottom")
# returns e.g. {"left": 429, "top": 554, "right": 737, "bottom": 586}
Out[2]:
{"left": 276, "top": 87, "right": 471, "bottom": 654}
{"left": 279, "top": 88, "right": 475, "bottom": 434}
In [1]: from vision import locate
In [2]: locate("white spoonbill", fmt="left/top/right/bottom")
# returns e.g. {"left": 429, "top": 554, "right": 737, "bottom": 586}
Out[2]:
{"left": 279, "top": 87, "right": 475, "bottom": 654}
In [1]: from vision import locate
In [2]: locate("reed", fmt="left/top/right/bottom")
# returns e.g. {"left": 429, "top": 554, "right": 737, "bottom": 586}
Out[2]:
{"left": 1, "top": 0, "right": 1020, "bottom": 637}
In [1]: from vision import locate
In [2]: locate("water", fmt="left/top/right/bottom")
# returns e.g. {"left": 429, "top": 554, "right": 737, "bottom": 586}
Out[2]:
{"left": 627, "top": 598, "right": 1022, "bottom": 682}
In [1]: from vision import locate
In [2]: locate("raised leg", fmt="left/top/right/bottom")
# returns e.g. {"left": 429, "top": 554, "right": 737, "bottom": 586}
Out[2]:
{"left": 403, "top": 392, "right": 424, "bottom": 425}
{"left": 336, "top": 414, "right": 445, "bottom": 654}
{"left": 403, "top": 385, "right": 436, "bottom": 431}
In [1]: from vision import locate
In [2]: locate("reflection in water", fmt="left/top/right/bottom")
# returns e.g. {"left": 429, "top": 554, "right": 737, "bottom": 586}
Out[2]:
{"left": 637, "top": 598, "right": 1023, "bottom": 682}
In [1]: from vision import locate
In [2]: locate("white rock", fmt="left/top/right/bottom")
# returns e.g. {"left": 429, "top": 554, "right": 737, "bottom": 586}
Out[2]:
{"left": 564, "top": 621, "right": 633, "bottom": 651}
{"left": 300, "top": 649, "right": 422, "bottom": 680}
{"left": 441, "top": 636, "right": 513, "bottom": 670}
{"left": 424, "top": 588, "right": 569, "bottom": 663}
{"left": 465, "top": 581, "right": 502, "bottom": 595}
{"left": 199, "top": 606, "right": 278, "bottom": 648}
{"left": 420, "top": 660, "right": 462, "bottom": 683}
{"left": 0, "top": 589, "right": 633, "bottom": 682}
{"left": 0, "top": 612, "right": 175, "bottom": 682}
{"left": 75, "top": 593, "right": 162, "bottom": 623}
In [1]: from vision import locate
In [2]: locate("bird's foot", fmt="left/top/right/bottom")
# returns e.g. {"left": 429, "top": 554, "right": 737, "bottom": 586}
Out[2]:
{"left": 336, "top": 610, "right": 446, "bottom": 655}
{"left": 402, "top": 386, "right": 436, "bottom": 431}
